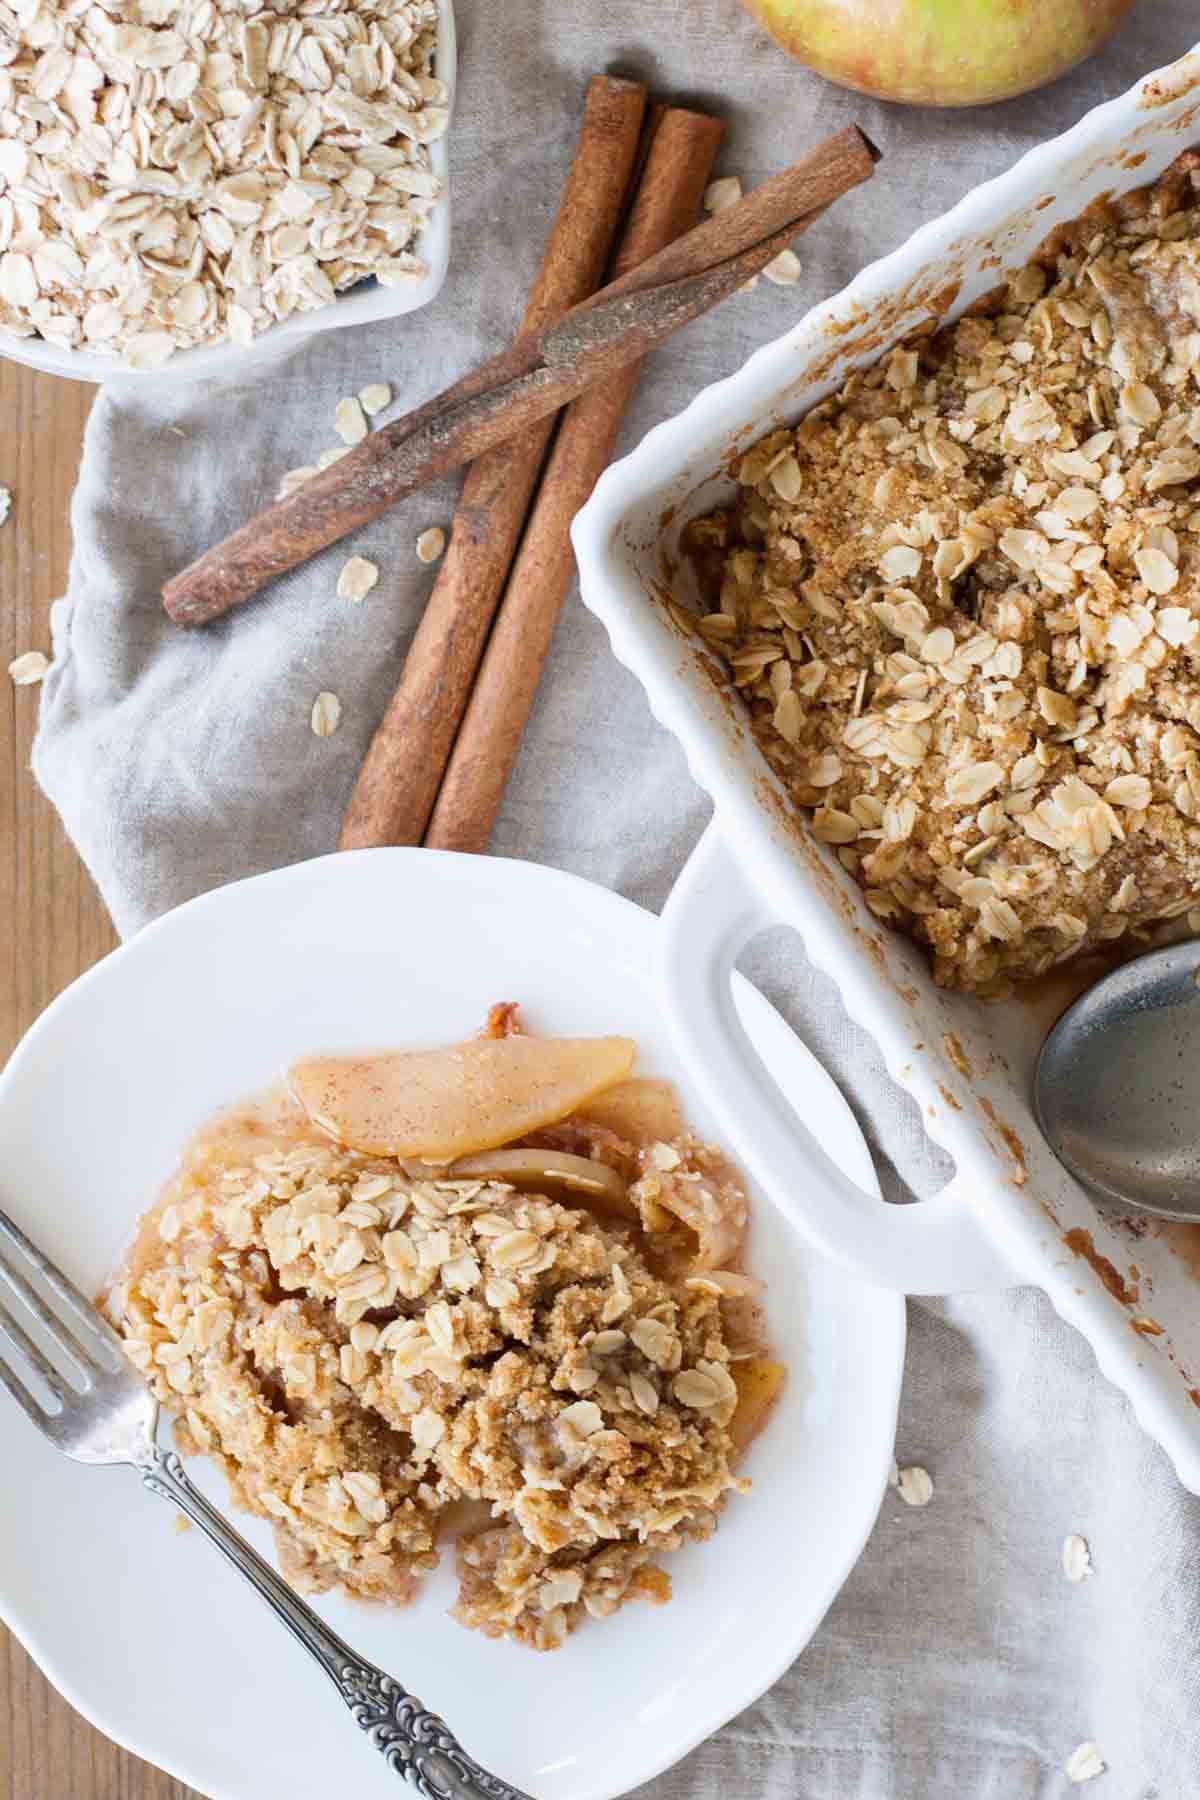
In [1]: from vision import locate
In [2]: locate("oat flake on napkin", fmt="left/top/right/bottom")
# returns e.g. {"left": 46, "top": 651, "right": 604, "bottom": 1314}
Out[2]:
{"left": 30, "top": 3, "right": 1200, "bottom": 1794}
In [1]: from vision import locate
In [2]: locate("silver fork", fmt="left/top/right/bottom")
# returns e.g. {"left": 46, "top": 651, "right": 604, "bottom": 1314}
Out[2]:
{"left": 0, "top": 1206, "right": 531, "bottom": 1800}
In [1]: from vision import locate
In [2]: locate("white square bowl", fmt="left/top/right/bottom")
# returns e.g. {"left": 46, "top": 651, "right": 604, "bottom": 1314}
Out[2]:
{"left": 0, "top": 0, "right": 455, "bottom": 389}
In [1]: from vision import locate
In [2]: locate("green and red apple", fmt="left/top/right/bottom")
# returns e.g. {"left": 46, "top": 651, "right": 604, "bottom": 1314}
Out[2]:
{"left": 738, "top": 0, "right": 1136, "bottom": 107}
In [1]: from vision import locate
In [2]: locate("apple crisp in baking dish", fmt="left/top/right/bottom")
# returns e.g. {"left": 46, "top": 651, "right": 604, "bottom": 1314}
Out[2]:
{"left": 687, "top": 149, "right": 1200, "bottom": 996}
{"left": 106, "top": 1009, "right": 780, "bottom": 1650}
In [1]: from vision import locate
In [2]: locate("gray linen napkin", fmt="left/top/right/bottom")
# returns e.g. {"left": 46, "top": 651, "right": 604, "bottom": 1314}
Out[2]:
{"left": 30, "top": 2, "right": 1200, "bottom": 1793}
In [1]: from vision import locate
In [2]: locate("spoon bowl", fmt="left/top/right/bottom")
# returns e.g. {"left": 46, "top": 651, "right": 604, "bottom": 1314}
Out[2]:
{"left": 1034, "top": 939, "right": 1200, "bottom": 1221}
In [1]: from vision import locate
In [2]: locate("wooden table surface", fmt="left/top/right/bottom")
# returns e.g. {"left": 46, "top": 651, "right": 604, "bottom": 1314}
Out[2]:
{"left": 0, "top": 362, "right": 199, "bottom": 1800}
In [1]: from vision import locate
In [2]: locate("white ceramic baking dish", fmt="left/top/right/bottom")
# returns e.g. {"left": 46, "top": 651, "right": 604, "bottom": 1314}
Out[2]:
{"left": 574, "top": 42, "right": 1200, "bottom": 1496}
{"left": 0, "top": 0, "right": 455, "bottom": 389}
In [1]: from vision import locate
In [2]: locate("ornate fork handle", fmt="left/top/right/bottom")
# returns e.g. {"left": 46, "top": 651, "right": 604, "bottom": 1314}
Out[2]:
{"left": 139, "top": 1443, "right": 532, "bottom": 1799}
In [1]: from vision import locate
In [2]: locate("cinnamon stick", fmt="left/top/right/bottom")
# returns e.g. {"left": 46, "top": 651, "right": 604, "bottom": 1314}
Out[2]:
{"left": 423, "top": 108, "right": 724, "bottom": 855}
{"left": 163, "top": 123, "right": 879, "bottom": 629}
{"left": 335, "top": 75, "right": 646, "bottom": 851}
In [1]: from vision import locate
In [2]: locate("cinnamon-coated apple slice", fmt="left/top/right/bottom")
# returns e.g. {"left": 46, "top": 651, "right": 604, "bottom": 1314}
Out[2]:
{"left": 289, "top": 1034, "right": 636, "bottom": 1161}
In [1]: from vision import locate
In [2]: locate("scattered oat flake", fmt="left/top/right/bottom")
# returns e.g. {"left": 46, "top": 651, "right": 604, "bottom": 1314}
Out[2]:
{"left": 1062, "top": 1533, "right": 1093, "bottom": 1582}
{"left": 174, "top": 1512, "right": 192, "bottom": 1534}
{"left": 896, "top": 1465, "right": 933, "bottom": 1507}
{"left": 311, "top": 692, "right": 342, "bottom": 737}
{"left": 416, "top": 526, "right": 446, "bottom": 564}
{"left": 337, "top": 556, "right": 380, "bottom": 602}
{"left": 1065, "top": 1742, "right": 1106, "bottom": 1784}
{"left": 334, "top": 396, "right": 368, "bottom": 446}
{"left": 277, "top": 466, "right": 317, "bottom": 500}
{"left": 704, "top": 175, "right": 743, "bottom": 214}
{"left": 763, "top": 249, "right": 802, "bottom": 287}
{"left": 8, "top": 650, "right": 48, "bottom": 686}
{"left": 359, "top": 383, "right": 392, "bottom": 416}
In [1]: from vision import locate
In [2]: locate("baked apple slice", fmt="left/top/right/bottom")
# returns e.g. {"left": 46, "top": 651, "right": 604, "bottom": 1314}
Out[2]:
{"left": 290, "top": 1033, "right": 636, "bottom": 1161}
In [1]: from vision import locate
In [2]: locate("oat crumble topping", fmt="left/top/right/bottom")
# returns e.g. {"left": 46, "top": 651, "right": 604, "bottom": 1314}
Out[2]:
{"left": 689, "top": 150, "right": 1200, "bottom": 995}
{"left": 109, "top": 1056, "right": 765, "bottom": 1650}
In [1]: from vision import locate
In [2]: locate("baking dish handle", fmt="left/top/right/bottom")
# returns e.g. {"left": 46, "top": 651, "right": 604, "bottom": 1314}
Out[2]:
{"left": 658, "top": 823, "right": 1016, "bottom": 1295}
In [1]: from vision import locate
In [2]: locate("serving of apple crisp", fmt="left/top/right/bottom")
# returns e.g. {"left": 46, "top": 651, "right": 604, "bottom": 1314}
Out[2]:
{"left": 107, "top": 1009, "right": 778, "bottom": 1650}
{"left": 688, "top": 150, "right": 1200, "bottom": 996}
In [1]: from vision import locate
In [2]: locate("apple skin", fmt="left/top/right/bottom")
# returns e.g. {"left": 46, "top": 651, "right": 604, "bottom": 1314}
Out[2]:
{"left": 738, "top": 0, "right": 1136, "bottom": 107}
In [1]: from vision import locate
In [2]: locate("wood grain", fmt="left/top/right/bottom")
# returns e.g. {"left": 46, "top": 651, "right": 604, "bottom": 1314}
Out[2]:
{"left": 0, "top": 360, "right": 195, "bottom": 1800}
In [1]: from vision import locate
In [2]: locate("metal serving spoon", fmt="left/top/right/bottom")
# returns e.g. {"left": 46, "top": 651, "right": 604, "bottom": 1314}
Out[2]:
{"left": 1034, "top": 940, "right": 1200, "bottom": 1220}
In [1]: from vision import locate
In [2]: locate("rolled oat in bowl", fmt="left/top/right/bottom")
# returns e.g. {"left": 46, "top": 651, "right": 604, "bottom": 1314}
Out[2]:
{"left": 107, "top": 1008, "right": 782, "bottom": 1649}
{"left": 0, "top": 0, "right": 447, "bottom": 367}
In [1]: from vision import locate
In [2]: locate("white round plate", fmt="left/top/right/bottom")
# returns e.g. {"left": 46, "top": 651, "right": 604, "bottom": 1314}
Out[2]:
{"left": 0, "top": 849, "right": 904, "bottom": 1800}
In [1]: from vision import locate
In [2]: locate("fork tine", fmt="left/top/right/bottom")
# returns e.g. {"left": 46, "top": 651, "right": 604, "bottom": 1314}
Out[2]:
{"left": 0, "top": 1328, "right": 53, "bottom": 1430}
{"left": 0, "top": 1207, "right": 120, "bottom": 1371}
{"left": 0, "top": 1294, "right": 72, "bottom": 1403}
{"left": 0, "top": 1209, "right": 109, "bottom": 1375}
